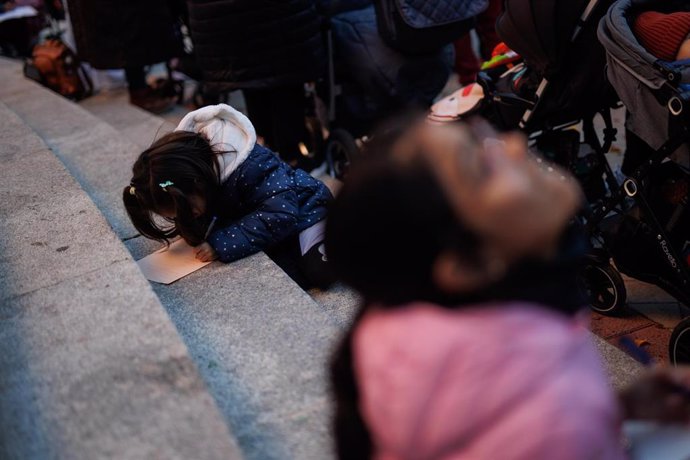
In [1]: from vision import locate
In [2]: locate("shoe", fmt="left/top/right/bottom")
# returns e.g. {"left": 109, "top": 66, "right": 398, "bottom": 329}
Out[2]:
{"left": 129, "top": 87, "right": 176, "bottom": 114}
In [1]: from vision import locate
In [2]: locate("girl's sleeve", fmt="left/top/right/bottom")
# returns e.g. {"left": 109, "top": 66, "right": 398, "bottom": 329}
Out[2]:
{"left": 208, "top": 155, "right": 300, "bottom": 263}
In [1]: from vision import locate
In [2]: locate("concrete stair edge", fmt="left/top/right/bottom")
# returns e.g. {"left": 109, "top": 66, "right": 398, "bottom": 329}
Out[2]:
{"left": 0, "top": 57, "right": 342, "bottom": 459}
{"left": 0, "top": 100, "right": 243, "bottom": 459}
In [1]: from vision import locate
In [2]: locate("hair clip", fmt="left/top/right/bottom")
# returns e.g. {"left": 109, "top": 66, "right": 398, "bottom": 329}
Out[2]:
{"left": 129, "top": 185, "right": 136, "bottom": 196}
{"left": 159, "top": 180, "right": 174, "bottom": 191}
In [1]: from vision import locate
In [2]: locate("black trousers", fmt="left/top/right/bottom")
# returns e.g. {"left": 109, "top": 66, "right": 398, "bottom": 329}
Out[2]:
{"left": 243, "top": 85, "right": 306, "bottom": 163}
{"left": 124, "top": 65, "right": 147, "bottom": 91}
{"left": 264, "top": 234, "right": 335, "bottom": 290}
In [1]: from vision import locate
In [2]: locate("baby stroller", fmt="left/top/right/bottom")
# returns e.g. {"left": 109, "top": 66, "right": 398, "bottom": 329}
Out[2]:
{"left": 598, "top": 0, "right": 690, "bottom": 364}
{"left": 432, "top": 0, "right": 617, "bottom": 135}
{"left": 433, "top": 0, "right": 628, "bottom": 217}
{"left": 431, "top": 0, "right": 629, "bottom": 305}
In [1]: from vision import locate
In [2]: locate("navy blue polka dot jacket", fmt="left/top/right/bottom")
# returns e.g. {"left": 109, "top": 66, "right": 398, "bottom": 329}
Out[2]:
{"left": 208, "top": 143, "right": 332, "bottom": 262}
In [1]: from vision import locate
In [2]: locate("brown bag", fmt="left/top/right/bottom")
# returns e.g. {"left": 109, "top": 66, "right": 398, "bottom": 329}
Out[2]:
{"left": 24, "top": 38, "right": 93, "bottom": 100}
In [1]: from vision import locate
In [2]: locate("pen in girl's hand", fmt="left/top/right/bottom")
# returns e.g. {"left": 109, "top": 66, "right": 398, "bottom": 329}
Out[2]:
{"left": 204, "top": 216, "right": 218, "bottom": 241}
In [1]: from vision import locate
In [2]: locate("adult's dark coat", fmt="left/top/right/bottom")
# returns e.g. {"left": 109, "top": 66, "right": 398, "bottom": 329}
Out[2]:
{"left": 67, "top": 0, "right": 183, "bottom": 69}
{"left": 186, "top": 0, "right": 326, "bottom": 90}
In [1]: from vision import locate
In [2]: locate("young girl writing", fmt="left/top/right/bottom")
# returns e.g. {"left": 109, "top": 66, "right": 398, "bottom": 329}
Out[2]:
{"left": 123, "top": 104, "right": 334, "bottom": 288}
{"left": 326, "top": 116, "right": 690, "bottom": 459}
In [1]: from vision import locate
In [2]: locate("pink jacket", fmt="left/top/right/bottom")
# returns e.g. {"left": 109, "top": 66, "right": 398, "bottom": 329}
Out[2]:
{"left": 353, "top": 303, "right": 626, "bottom": 460}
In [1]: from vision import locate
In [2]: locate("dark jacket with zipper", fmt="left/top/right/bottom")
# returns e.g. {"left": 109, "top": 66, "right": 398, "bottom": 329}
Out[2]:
{"left": 67, "top": 0, "right": 183, "bottom": 69}
{"left": 186, "top": 0, "right": 326, "bottom": 90}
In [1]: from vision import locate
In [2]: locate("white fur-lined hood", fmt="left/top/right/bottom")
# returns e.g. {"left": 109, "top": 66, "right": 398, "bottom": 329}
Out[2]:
{"left": 175, "top": 104, "right": 257, "bottom": 181}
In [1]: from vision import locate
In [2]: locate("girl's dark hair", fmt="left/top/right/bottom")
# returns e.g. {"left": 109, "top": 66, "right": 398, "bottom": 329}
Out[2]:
{"left": 123, "top": 131, "right": 222, "bottom": 246}
{"left": 326, "top": 116, "right": 480, "bottom": 460}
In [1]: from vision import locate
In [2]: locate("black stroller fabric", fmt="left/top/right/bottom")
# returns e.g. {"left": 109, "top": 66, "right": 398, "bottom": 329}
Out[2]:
{"left": 598, "top": 0, "right": 690, "bottom": 151}
{"left": 374, "top": 0, "right": 485, "bottom": 54}
{"left": 497, "top": 0, "right": 595, "bottom": 77}
{"left": 493, "top": 0, "right": 617, "bottom": 129}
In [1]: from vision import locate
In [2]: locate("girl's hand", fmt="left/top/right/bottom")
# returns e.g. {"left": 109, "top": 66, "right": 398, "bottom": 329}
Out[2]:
{"left": 620, "top": 366, "right": 690, "bottom": 424}
{"left": 194, "top": 242, "right": 218, "bottom": 262}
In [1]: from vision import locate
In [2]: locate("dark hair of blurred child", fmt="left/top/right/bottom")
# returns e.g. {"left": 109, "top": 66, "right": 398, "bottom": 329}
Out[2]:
{"left": 326, "top": 115, "right": 690, "bottom": 460}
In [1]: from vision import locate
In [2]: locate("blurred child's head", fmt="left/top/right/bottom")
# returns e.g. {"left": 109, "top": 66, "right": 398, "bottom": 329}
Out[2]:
{"left": 123, "top": 131, "right": 221, "bottom": 246}
{"left": 326, "top": 116, "right": 581, "bottom": 305}
{"left": 634, "top": 11, "right": 690, "bottom": 61}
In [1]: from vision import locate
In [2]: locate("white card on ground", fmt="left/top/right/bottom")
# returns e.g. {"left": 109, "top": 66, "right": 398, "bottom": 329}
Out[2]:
{"left": 137, "top": 238, "right": 212, "bottom": 284}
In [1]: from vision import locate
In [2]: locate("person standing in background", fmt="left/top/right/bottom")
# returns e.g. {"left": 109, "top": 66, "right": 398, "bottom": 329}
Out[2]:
{"left": 454, "top": 0, "right": 502, "bottom": 85}
{"left": 185, "top": 0, "right": 326, "bottom": 171}
{"left": 66, "top": 0, "right": 183, "bottom": 113}
{"left": 0, "top": 0, "right": 45, "bottom": 57}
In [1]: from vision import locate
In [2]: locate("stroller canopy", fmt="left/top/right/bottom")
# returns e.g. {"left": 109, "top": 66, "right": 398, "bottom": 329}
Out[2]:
{"left": 597, "top": 0, "right": 679, "bottom": 89}
{"left": 497, "top": 0, "right": 611, "bottom": 77}
{"left": 598, "top": 0, "right": 690, "bottom": 149}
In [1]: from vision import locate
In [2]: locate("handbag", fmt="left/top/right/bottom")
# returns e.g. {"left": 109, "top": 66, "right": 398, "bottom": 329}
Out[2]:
{"left": 23, "top": 37, "right": 93, "bottom": 101}
{"left": 374, "top": 0, "right": 489, "bottom": 55}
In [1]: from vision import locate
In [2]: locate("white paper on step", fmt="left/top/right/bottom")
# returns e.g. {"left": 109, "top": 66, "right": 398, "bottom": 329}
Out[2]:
{"left": 137, "top": 238, "right": 212, "bottom": 284}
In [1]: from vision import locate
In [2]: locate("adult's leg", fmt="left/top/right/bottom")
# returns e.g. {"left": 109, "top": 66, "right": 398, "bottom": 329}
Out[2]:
{"left": 243, "top": 88, "right": 275, "bottom": 148}
{"left": 126, "top": 65, "right": 176, "bottom": 114}
{"left": 125, "top": 65, "right": 148, "bottom": 91}
{"left": 475, "top": 0, "right": 503, "bottom": 59}
{"left": 244, "top": 85, "right": 306, "bottom": 164}
{"left": 454, "top": 33, "right": 480, "bottom": 86}
{"left": 0, "top": 18, "right": 32, "bottom": 57}
{"left": 267, "top": 85, "right": 306, "bottom": 163}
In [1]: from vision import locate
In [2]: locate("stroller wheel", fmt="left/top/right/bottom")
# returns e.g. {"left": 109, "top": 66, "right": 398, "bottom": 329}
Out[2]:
{"left": 326, "top": 128, "right": 359, "bottom": 180}
{"left": 579, "top": 262, "right": 627, "bottom": 315}
{"left": 669, "top": 316, "right": 690, "bottom": 365}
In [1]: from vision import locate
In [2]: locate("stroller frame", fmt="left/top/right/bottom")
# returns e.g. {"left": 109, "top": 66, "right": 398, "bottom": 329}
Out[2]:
{"left": 518, "top": 0, "right": 603, "bottom": 129}
{"left": 475, "top": 0, "right": 690, "bottom": 319}
{"left": 595, "top": 0, "right": 690, "bottom": 363}
{"left": 440, "top": 0, "right": 690, "bottom": 361}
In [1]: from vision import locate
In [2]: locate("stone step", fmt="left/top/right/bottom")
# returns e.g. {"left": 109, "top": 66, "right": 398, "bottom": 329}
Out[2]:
{"left": 0, "top": 60, "right": 141, "bottom": 240}
{"left": 0, "top": 101, "right": 241, "bottom": 459}
{"left": 79, "top": 91, "right": 179, "bottom": 151}
{"left": 0, "top": 57, "right": 342, "bottom": 459}
{"left": 77, "top": 80, "right": 246, "bottom": 153}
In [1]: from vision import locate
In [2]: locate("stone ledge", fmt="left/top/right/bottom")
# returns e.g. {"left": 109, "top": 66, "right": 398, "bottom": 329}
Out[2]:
{"left": 1, "top": 57, "right": 341, "bottom": 458}
{"left": 0, "top": 102, "right": 242, "bottom": 459}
